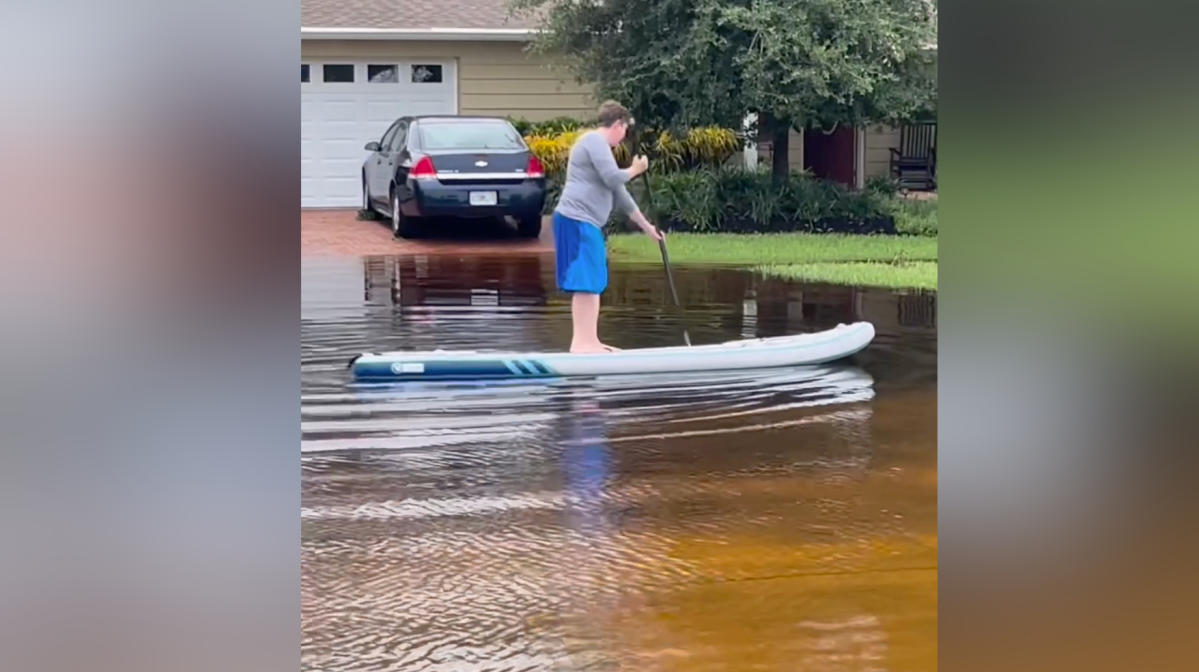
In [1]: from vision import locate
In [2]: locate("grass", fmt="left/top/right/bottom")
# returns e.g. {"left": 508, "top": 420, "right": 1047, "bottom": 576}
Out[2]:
{"left": 757, "top": 262, "right": 938, "bottom": 290}
{"left": 607, "top": 232, "right": 938, "bottom": 290}
{"left": 608, "top": 232, "right": 937, "bottom": 265}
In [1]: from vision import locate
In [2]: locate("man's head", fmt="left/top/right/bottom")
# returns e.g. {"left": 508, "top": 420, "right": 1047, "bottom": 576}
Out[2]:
{"left": 597, "top": 100, "right": 633, "bottom": 146}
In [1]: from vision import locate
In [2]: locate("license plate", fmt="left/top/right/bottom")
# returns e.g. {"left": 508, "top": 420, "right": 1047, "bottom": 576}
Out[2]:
{"left": 469, "top": 191, "right": 498, "bottom": 206}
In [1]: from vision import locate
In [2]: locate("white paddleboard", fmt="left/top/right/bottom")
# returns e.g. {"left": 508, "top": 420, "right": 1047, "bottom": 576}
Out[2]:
{"left": 350, "top": 321, "right": 875, "bottom": 382}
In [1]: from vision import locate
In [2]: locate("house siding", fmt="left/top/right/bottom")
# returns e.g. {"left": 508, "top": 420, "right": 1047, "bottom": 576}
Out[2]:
{"left": 864, "top": 125, "right": 902, "bottom": 180}
{"left": 300, "top": 40, "right": 595, "bottom": 120}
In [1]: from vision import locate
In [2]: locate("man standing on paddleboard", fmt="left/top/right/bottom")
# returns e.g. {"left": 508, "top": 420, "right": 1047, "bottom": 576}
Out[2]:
{"left": 552, "top": 100, "right": 663, "bottom": 354}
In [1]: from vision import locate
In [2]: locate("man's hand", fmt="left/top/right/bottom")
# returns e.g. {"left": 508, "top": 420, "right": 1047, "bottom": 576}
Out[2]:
{"left": 628, "top": 154, "right": 649, "bottom": 177}
{"left": 639, "top": 219, "right": 664, "bottom": 242}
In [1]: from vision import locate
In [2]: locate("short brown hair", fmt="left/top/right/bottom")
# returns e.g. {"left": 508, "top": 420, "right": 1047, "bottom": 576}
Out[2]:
{"left": 597, "top": 100, "right": 632, "bottom": 128}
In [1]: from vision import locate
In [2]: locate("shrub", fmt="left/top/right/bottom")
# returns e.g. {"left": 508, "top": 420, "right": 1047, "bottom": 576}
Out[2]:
{"left": 643, "top": 170, "right": 719, "bottom": 231}
{"left": 524, "top": 131, "right": 582, "bottom": 177}
{"left": 522, "top": 126, "right": 740, "bottom": 180}
{"left": 890, "top": 198, "right": 938, "bottom": 236}
{"left": 864, "top": 174, "right": 901, "bottom": 197}
{"left": 507, "top": 116, "right": 586, "bottom": 137}
{"left": 629, "top": 169, "right": 903, "bottom": 234}
{"left": 648, "top": 127, "right": 741, "bottom": 171}
{"left": 545, "top": 169, "right": 936, "bottom": 235}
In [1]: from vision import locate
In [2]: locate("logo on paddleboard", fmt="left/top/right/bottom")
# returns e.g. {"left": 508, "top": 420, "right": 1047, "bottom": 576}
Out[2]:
{"left": 474, "top": 160, "right": 488, "bottom": 167}
{"left": 390, "top": 362, "right": 425, "bottom": 374}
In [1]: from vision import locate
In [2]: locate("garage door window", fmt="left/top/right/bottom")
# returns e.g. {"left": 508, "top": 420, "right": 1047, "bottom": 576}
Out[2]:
{"left": 322, "top": 64, "right": 355, "bottom": 83}
{"left": 411, "top": 65, "right": 443, "bottom": 84}
{"left": 301, "top": 64, "right": 309, "bottom": 82}
{"left": 367, "top": 65, "right": 399, "bottom": 83}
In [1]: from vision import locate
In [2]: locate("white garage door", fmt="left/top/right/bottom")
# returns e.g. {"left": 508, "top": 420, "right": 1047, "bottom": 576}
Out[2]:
{"left": 301, "top": 60, "right": 457, "bottom": 208}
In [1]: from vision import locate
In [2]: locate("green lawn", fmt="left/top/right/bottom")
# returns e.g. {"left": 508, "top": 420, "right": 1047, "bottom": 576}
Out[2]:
{"left": 608, "top": 232, "right": 937, "bottom": 265}
{"left": 757, "top": 262, "right": 937, "bottom": 290}
{"left": 607, "top": 232, "right": 938, "bottom": 290}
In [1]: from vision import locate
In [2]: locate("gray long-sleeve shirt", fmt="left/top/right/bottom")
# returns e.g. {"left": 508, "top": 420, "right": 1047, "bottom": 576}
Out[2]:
{"left": 553, "top": 130, "right": 641, "bottom": 228}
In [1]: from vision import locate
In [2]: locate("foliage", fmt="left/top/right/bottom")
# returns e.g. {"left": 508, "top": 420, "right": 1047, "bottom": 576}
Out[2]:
{"left": 507, "top": 116, "right": 587, "bottom": 136}
{"left": 510, "top": 0, "right": 938, "bottom": 178}
{"left": 648, "top": 127, "right": 742, "bottom": 171}
{"left": 525, "top": 126, "right": 739, "bottom": 180}
{"left": 627, "top": 168, "right": 917, "bottom": 234}
{"left": 889, "top": 197, "right": 938, "bottom": 236}
{"left": 525, "top": 130, "right": 584, "bottom": 177}
{"left": 864, "top": 174, "right": 901, "bottom": 197}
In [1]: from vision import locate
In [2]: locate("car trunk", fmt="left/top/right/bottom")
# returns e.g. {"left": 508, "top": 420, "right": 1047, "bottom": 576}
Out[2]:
{"left": 427, "top": 150, "right": 531, "bottom": 186}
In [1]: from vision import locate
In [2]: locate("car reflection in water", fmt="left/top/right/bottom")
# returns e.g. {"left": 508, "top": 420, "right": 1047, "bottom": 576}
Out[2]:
{"left": 363, "top": 254, "right": 548, "bottom": 308}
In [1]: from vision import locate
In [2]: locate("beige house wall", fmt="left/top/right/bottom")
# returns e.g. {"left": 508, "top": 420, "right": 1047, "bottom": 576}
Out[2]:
{"left": 300, "top": 40, "right": 595, "bottom": 120}
{"left": 864, "top": 125, "right": 902, "bottom": 180}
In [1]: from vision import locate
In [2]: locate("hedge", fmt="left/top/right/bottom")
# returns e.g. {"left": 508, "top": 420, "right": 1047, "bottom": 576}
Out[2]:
{"left": 540, "top": 168, "right": 935, "bottom": 235}
{"left": 514, "top": 117, "right": 936, "bottom": 236}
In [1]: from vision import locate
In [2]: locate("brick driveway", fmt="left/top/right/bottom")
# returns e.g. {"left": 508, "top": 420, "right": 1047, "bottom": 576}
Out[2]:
{"left": 302, "top": 209, "right": 554, "bottom": 257}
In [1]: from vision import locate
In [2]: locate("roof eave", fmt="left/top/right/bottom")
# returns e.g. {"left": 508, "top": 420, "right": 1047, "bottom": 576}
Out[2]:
{"left": 301, "top": 27, "right": 535, "bottom": 41}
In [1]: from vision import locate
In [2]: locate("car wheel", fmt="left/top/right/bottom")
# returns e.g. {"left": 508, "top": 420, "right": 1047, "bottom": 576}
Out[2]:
{"left": 391, "top": 191, "right": 418, "bottom": 239}
{"left": 517, "top": 215, "right": 542, "bottom": 238}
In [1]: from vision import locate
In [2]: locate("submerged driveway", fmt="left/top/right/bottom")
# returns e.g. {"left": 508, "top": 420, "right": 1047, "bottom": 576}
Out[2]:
{"left": 302, "top": 209, "right": 554, "bottom": 257}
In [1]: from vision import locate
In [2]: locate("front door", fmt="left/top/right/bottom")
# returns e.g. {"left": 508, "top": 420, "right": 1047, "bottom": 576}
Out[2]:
{"left": 803, "top": 126, "right": 857, "bottom": 187}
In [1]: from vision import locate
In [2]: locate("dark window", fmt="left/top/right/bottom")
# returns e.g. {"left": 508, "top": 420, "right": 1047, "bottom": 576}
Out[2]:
{"left": 301, "top": 64, "right": 309, "bottom": 82}
{"left": 411, "top": 64, "right": 443, "bottom": 84}
{"left": 367, "top": 65, "right": 398, "bottom": 83}
{"left": 322, "top": 64, "right": 354, "bottom": 83}
{"left": 379, "top": 121, "right": 401, "bottom": 150}
{"left": 419, "top": 122, "right": 523, "bottom": 151}
{"left": 389, "top": 123, "right": 409, "bottom": 152}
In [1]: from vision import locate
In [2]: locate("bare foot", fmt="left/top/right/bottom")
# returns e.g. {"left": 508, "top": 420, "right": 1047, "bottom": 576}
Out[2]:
{"left": 570, "top": 341, "right": 618, "bottom": 354}
{"left": 570, "top": 345, "right": 606, "bottom": 354}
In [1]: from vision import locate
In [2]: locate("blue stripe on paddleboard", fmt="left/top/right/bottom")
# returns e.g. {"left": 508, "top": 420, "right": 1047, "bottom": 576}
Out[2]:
{"left": 354, "top": 359, "right": 519, "bottom": 381}
{"left": 503, "top": 360, "right": 522, "bottom": 375}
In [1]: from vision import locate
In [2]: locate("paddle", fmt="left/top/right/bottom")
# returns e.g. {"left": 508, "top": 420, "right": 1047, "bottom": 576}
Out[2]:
{"left": 638, "top": 162, "right": 692, "bottom": 347}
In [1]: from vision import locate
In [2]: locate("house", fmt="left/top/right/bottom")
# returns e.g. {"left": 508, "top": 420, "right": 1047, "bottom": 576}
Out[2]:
{"left": 301, "top": 0, "right": 933, "bottom": 208}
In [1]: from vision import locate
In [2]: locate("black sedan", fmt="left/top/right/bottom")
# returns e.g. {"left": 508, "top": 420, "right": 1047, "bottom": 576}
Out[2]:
{"left": 362, "top": 115, "right": 548, "bottom": 238}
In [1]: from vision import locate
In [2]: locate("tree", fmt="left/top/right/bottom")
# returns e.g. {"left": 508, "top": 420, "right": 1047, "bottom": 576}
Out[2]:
{"left": 511, "top": 0, "right": 937, "bottom": 180}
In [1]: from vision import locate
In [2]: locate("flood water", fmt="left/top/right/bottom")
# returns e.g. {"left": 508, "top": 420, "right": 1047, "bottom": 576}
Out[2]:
{"left": 302, "top": 254, "right": 937, "bottom": 671}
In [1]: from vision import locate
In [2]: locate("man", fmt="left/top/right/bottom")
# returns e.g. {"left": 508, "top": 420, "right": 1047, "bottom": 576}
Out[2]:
{"left": 552, "top": 100, "right": 663, "bottom": 353}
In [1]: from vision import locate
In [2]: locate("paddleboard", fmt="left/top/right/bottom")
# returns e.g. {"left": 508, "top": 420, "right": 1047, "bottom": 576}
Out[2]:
{"left": 350, "top": 321, "right": 874, "bottom": 382}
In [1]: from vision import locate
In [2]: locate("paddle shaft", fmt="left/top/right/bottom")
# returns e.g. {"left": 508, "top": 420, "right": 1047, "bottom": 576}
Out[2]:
{"left": 640, "top": 167, "right": 692, "bottom": 347}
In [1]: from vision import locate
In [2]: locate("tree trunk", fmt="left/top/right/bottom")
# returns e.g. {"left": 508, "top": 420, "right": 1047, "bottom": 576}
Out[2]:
{"left": 769, "top": 120, "right": 791, "bottom": 182}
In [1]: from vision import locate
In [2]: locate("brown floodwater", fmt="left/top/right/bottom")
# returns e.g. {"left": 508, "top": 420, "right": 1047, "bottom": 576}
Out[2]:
{"left": 301, "top": 254, "right": 936, "bottom": 671}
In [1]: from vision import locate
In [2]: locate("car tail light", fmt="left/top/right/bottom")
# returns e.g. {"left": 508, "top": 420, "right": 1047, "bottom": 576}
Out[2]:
{"left": 526, "top": 155, "right": 545, "bottom": 179}
{"left": 411, "top": 156, "right": 437, "bottom": 180}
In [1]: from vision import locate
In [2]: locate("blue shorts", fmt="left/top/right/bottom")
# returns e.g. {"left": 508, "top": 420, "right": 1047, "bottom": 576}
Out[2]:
{"left": 553, "top": 212, "right": 608, "bottom": 294}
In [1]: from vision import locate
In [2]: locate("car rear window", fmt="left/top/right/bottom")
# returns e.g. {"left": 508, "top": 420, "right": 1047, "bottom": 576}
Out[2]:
{"left": 419, "top": 122, "right": 525, "bottom": 151}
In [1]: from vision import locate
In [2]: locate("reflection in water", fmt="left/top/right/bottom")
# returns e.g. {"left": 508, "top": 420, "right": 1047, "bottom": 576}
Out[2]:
{"left": 561, "top": 397, "right": 610, "bottom": 536}
{"left": 301, "top": 255, "right": 936, "bottom": 672}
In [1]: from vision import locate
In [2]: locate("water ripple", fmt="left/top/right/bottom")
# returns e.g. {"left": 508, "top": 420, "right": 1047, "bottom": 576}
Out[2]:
{"left": 301, "top": 255, "right": 937, "bottom": 671}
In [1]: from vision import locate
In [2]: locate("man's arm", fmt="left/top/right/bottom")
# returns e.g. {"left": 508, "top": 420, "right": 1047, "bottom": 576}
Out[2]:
{"left": 614, "top": 183, "right": 641, "bottom": 218}
{"left": 582, "top": 132, "right": 635, "bottom": 191}
{"left": 618, "top": 186, "right": 663, "bottom": 240}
